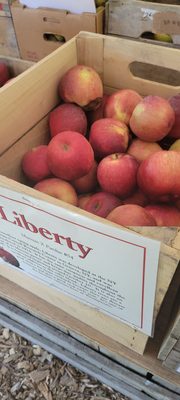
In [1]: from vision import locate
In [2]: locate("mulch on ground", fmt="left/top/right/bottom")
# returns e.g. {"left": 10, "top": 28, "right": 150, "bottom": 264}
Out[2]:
{"left": 0, "top": 327, "right": 129, "bottom": 400}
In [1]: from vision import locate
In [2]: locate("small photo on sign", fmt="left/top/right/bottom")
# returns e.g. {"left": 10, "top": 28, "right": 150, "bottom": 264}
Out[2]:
{"left": 0, "top": 247, "right": 20, "bottom": 268}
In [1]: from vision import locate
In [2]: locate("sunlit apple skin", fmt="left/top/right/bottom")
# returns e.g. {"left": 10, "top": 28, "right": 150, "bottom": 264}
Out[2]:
{"left": 130, "top": 96, "right": 175, "bottom": 142}
{"left": 97, "top": 153, "right": 139, "bottom": 198}
{"left": 127, "top": 138, "right": 162, "bottom": 163}
{"left": 58, "top": 65, "right": 103, "bottom": 110}
{"left": 34, "top": 177, "right": 78, "bottom": 206}
{"left": 107, "top": 204, "right": 157, "bottom": 226}
{"left": 104, "top": 89, "right": 142, "bottom": 125}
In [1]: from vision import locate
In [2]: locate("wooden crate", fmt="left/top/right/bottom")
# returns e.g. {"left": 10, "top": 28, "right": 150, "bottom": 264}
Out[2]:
{"left": 0, "top": 32, "right": 180, "bottom": 359}
{"left": 158, "top": 291, "right": 180, "bottom": 374}
{"left": 106, "top": 0, "right": 180, "bottom": 45}
{"left": 0, "top": 55, "right": 34, "bottom": 79}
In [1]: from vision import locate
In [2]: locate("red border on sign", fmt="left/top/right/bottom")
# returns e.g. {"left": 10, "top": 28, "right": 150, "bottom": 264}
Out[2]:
{"left": 0, "top": 193, "right": 146, "bottom": 329}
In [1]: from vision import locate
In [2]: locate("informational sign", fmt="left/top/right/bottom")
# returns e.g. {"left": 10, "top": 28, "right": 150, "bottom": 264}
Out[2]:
{"left": 20, "top": 0, "right": 97, "bottom": 14}
{"left": 0, "top": 187, "right": 160, "bottom": 335}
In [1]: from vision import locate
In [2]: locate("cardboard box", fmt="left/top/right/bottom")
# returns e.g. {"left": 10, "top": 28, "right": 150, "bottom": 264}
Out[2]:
{"left": 11, "top": 1, "right": 104, "bottom": 61}
{"left": 19, "top": 0, "right": 97, "bottom": 14}
{"left": 106, "top": 0, "right": 180, "bottom": 46}
{"left": 0, "top": 32, "right": 179, "bottom": 356}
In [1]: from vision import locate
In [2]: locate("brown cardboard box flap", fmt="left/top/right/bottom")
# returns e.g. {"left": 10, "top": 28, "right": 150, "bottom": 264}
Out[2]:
{"left": 153, "top": 12, "right": 180, "bottom": 35}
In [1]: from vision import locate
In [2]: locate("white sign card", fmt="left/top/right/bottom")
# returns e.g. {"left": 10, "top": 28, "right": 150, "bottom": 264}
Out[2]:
{"left": 20, "top": 0, "right": 97, "bottom": 14}
{"left": 0, "top": 187, "right": 160, "bottom": 335}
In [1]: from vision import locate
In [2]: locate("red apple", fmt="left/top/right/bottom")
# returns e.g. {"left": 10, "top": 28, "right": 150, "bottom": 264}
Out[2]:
{"left": 107, "top": 204, "right": 157, "bottom": 226}
{"left": 72, "top": 160, "right": 98, "bottom": 194}
{"left": 87, "top": 94, "right": 109, "bottom": 125}
{"left": 137, "top": 150, "right": 180, "bottom": 202}
{"left": 84, "top": 191, "right": 122, "bottom": 218}
{"left": 34, "top": 177, "right": 78, "bottom": 206}
{"left": 127, "top": 138, "right": 162, "bottom": 163}
{"left": 0, "top": 62, "right": 10, "bottom": 87}
{"left": 123, "top": 188, "right": 149, "bottom": 207}
{"left": 97, "top": 153, "right": 139, "bottom": 198}
{"left": 89, "top": 118, "right": 129, "bottom": 159}
{"left": 130, "top": 96, "right": 175, "bottom": 142}
{"left": 145, "top": 204, "right": 180, "bottom": 226}
{"left": 78, "top": 193, "right": 93, "bottom": 209}
{"left": 47, "top": 131, "right": 94, "bottom": 181}
{"left": 49, "top": 103, "right": 87, "bottom": 137}
{"left": 22, "top": 145, "right": 51, "bottom": 182}
{"left": 58, "top": 65, "right": 103, "bottom": 110}
{"left": 104, "top": 89, "right": 142, "bottom": 125}
{"left": 168, "top": 95, "right": 180, "bottom": 139}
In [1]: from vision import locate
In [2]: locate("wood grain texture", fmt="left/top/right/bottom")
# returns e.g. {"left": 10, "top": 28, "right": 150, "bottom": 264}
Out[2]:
{"left": 106, "top": 0, "right": 180, "bottom": 44}
{"left": 0, "top": 37, "right": 77, "bottom": 153}
{"left": 0, "top": 296, "right": 180, "bottom": 396}
{"left": 158, "top": 295, "right": 180, "bottom": 364}
{"left": 0, "top": 56, "right": 34, "bottom": 77}
{"left": 0, "top": 275, "right": 179, "bottom": 386}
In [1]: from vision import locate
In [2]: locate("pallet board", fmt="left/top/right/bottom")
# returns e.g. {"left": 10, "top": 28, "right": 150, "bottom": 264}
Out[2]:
{"left": 158, "top": 291, "right": 180, "bottom": 373}
{"left": 0, "top": 298, "right": 180, "bottom": 400}
{"left": 0, "top": 262, "right": 179, "bottom": 387}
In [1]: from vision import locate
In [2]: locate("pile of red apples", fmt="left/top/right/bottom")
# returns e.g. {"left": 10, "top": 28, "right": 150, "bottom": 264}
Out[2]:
{"left": 22, "top": 65, "right": 180, "bottom": 227}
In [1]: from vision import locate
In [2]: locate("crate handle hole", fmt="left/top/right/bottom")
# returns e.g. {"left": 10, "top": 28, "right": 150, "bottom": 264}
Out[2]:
{"left": 129, "top": 62, "right": 180, "bottom": 87}
{"left": 43, "top": 33, "right": 66, "bottom": 43}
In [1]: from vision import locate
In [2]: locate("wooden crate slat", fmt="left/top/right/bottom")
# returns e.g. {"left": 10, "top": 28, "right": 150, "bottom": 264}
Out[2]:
{"left": 0, "top": 276, "right": 180, "bottom": 388}
{"left": 0, "top": 298, "right": 179, "bottom": 400}
{"left": 158, "top": 305, "right": 180, "bottom": 362}
{"left": 0, "top": 37, "right": 77, "bottom": 153}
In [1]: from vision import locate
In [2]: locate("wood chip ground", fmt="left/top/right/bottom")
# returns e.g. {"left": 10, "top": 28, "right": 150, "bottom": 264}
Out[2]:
{"left": 0, "top": 327, "right": 129, "bottom": 400}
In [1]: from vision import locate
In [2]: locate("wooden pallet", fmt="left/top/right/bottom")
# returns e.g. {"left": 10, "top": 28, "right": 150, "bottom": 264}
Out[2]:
{"left": 106, "top": 0, "right": 180, "bottom": 45}
{"left": 0, "top": 264, "right": 179, "bottom": 388}
{"left": 0, "top": 297, "right": 180, "bottom": 400}
{"left": 158, "top": 291, "right": 180, "bottom": 373}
